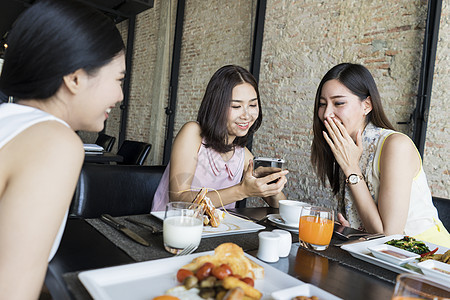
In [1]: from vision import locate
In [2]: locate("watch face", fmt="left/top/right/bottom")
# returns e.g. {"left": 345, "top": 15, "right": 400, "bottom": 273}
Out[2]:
{"left": 349, "top": 174, "right": 359, "bottom": 184}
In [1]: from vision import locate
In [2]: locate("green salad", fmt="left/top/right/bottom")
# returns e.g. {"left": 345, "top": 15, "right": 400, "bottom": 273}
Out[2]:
{"left": 385, "top": 236, "right": 430, "bottom": 255}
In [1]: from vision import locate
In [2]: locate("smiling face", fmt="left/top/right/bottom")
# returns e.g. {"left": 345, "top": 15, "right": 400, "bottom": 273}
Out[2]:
{"left": 73, "top": 53, "right": 126, "bottom": 132}
{"left": 226, "top": 82, "right": 259, "bottom": 144}
{"left": 318, "top": 79, "right": 372, "bottom": 140}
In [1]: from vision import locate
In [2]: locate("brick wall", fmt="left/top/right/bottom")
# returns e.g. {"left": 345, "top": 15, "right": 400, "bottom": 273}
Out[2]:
{"left": 254, "top": 0, "right": 434, "bottom": 208}
{"left": 173, "top": 0, "right": 256, "bottom": 136}
{"left": 423, "top": 0, "right": 449, "bottom": 197}
{"left": 86, "top": 0, "right": 448, "bottom": 204}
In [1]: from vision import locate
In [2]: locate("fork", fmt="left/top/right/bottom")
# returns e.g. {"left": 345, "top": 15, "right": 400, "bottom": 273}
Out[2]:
{"left": 175, "top": 244, "right": 197, "bottom": 256}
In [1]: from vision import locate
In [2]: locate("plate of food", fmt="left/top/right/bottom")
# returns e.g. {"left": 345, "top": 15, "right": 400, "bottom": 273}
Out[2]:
{"left": 151, "top": 211, "right": 265, "bottom": 238}
{"left": 151, "top": 189, "right": 265, "bottom": 238}
{"left": 367, "top": 244, "right": 420, "bottom": 265}
{"left": 79, "top": 243, "right": 304, "bottom": 300}
{"left": 417, "top": 259, "right": 450, "bottom": 285}
{"left": 341, "top": 235, "right": 449, "bottom": 278}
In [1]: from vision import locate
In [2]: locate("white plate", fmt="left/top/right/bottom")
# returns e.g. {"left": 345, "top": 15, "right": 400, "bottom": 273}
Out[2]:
{"left": 341, "top": 234, "right": 447, "bottom": 276}
{"left": 267, "top": 214, "right": 299, "bottom": 232}
{"left": 272, "top": 283, "right": 342, "bottom": 300}
{"left": 417, "top": 260, "right": 450, "bottom": 285}
{"left": 368, "top": 244, "right": 420, "bottom": 265}
{"left": 151, "top": 211, "right": 265, "bottom": 238}
{"left": 79, "top": 251, "right": 304, "bottom": 300}
{"left": 83, "top": 144, "right": 104, "bottom": 152}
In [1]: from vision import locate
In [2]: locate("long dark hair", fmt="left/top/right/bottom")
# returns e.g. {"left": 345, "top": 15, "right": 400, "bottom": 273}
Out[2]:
{"left": 0, "top": 0, "right": 125, "bottom": 101}
{"left": 311, "top": 63, "right": 394, "bottom": 195}
{"left": 197, "top": 65, "right": 262, "bottom": 153}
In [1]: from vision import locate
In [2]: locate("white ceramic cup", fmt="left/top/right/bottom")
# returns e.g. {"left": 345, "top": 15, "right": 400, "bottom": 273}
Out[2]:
{"left": 279, "top": 200, "right": 308, "bottom": 226}
{"left": 272, "top": 229, "right": 292, "bottom": 257}
{"left": 257, "top": 231, "right": 280, "bottom": 263}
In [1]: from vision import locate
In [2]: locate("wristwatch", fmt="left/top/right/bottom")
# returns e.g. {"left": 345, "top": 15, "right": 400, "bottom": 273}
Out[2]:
{"left": 346, "top": 174, "right": 364, "bottom": 185}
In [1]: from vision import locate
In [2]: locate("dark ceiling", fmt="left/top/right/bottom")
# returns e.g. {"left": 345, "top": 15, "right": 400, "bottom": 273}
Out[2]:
{"left": 0, "top": 0, "right": 153, "bottom": 56}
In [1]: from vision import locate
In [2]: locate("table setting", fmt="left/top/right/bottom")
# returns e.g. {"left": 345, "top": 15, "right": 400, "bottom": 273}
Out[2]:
{"left": 51, "top": 197, "right": 450, "bottom": 300}
{"left": 49, "top": 202, "right": 448, "bottom": 300}
{"left": 59, "top": 204, "right": 395, "bottom": 299}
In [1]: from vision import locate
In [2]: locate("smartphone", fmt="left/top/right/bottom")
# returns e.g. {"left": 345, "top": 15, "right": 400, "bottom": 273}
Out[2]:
{"left": 334, "top": 222, "right": 362, "bottom": 240}
{"left": 253, "top": 157, "right": 285, "bottom": 169}
{"left": 253, "top": 157, "right": 285, "bottom": 183}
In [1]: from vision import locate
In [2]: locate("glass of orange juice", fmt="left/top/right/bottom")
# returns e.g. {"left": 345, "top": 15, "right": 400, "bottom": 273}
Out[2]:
{"left": 298, "top": 206, "right": 334, "bottom": 251}
{"left": 392, "top": 273, "right": 450, "bottom": 300}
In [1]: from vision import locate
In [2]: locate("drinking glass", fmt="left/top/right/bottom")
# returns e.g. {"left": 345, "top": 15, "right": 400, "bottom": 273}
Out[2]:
{"left": 163, "top": 202, "right": 204, "bottom": 254}
{"left": 392, "top": 273, "right": 450, "bottom": 300}
{"left": 298, "top": 206, "right": 334, "bottom": 251}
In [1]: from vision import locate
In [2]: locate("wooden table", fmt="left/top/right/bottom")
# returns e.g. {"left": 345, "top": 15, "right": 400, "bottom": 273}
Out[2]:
{"left": 45, "top": 207, "right": 395, "bottom": 299}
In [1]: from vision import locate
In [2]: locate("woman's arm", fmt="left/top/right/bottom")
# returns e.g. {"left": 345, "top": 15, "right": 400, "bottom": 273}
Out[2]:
{"left": 376, "top": 133, "right": 419, "bottom": 235}
{"left": 323, "top": 117, "right": 382, "bottom": 232}
{"left": 0, "top": 121, "right": 84, "bottom": 300}
{"left": 168, "top": 122, "right": 288, "bottom": 207}
{"left": 323, "top": 117, "right": 417, "bottom": 234}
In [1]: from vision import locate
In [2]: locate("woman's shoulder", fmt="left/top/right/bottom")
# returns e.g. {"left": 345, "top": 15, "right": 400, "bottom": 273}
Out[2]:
{"left": 383, "top": 131, "right": 415, "bottom": 151}
{"left": 2, "top": 121, "right": 84, "bottom": 179}
{"left": 173, "top": 121, "right": 203, "bottom": 149}
{"left": 179, "top": 121, "right": 202, "bottom": 135}
{"left": 381, "top": 131, "right": 420, "bottom": 164}
{"left": 22, "top": 121, "right": 84, "bottom": 159}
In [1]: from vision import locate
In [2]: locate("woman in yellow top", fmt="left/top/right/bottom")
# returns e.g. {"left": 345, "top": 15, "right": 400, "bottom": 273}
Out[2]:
{"left": 311, "top": 63, "right": 449, "bottom": 247}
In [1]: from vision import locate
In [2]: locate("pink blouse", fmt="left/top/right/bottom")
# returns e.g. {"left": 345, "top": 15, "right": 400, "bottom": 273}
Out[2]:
{"left": 151, "top": 142, "right": 245, "bottom": 211}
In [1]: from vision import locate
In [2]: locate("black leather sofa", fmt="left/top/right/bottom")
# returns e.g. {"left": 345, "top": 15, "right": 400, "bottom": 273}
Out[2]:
{"left": 432, "top": 196, "right": 450, "bottom": 231}
{"left": 69, "top": 163, "right": 166, "bottom": 218}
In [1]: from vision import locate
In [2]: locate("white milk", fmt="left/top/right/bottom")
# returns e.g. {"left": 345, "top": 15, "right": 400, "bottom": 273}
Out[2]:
{"left": 163, "top": 216, "right": 203, "bottom": 249}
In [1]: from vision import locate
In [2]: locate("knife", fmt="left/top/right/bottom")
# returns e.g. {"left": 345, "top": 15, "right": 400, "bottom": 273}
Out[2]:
{"left": 100, "top": 214, "right": 150, "bottom": 247}
{"left": 125, "top": 217, "right": 162, "bottom": 234}
{"left": 333, "top": 233, "right": 385, "bottom": 247}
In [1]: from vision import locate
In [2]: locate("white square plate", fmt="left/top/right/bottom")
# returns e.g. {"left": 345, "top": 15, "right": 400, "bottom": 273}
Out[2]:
{"left": 79, "top": 251, "right": 304, "bottom": 300}
{"left": 367, "top": 244, "right": 420, "bottom": 265}
{"left": 417, "top": 260, "right": 450, "bottom": 285}
{"left": 341, "top": 235, "right": 447, "bottom": 276}
{"left": 151, "top": 211, "right": 265, "bottom": 238}
{"left": 271, "top": 283, "right": 342, "bottom": 300}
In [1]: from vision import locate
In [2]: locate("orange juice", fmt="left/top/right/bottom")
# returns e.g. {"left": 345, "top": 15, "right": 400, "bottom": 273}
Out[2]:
{"left": 298, "top": 215, "right": 334, "bottom": 245}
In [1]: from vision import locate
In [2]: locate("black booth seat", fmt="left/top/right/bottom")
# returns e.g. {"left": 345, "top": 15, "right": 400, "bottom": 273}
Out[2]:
{"left": 70, "top": 163, "right": 166, "bottom": 218}
{"left": 433, "top": 196, "right": 450, "bottom": 231}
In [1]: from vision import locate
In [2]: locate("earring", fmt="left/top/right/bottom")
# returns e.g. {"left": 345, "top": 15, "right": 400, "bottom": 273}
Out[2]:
{"left": 364, "top": 111, "right": 369, "bottom": 116}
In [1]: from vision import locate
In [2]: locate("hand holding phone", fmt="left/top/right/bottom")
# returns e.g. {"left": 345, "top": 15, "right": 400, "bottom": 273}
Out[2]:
{"left": 253, "top": 157, "right": 285, "bottom": 183}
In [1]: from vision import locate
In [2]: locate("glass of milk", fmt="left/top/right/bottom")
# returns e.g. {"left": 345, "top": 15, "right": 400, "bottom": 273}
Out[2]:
{"left": 163, "top": 202, "right": 204, "bottom": 254}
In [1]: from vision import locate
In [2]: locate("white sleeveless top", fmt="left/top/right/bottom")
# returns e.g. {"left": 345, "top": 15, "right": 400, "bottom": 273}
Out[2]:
{"left": 371, "top": 127, "right": 440, "bottom": 236}
{"left": 342, "top": 122, "right": 440, "bottom": 236}
{"left": 0, "top": 103, "right": 69, "bottom": 261}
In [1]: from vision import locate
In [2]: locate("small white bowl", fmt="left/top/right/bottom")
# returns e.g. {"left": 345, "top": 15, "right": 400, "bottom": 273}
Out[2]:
{"left": 272, "top": 283, "right": 342, "bottom": 300}
{"left": 367, "top": 244, "right": 420, "bottom": 265}
{"left": 417, "top": 260, "right": 450, "bottom": 284}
